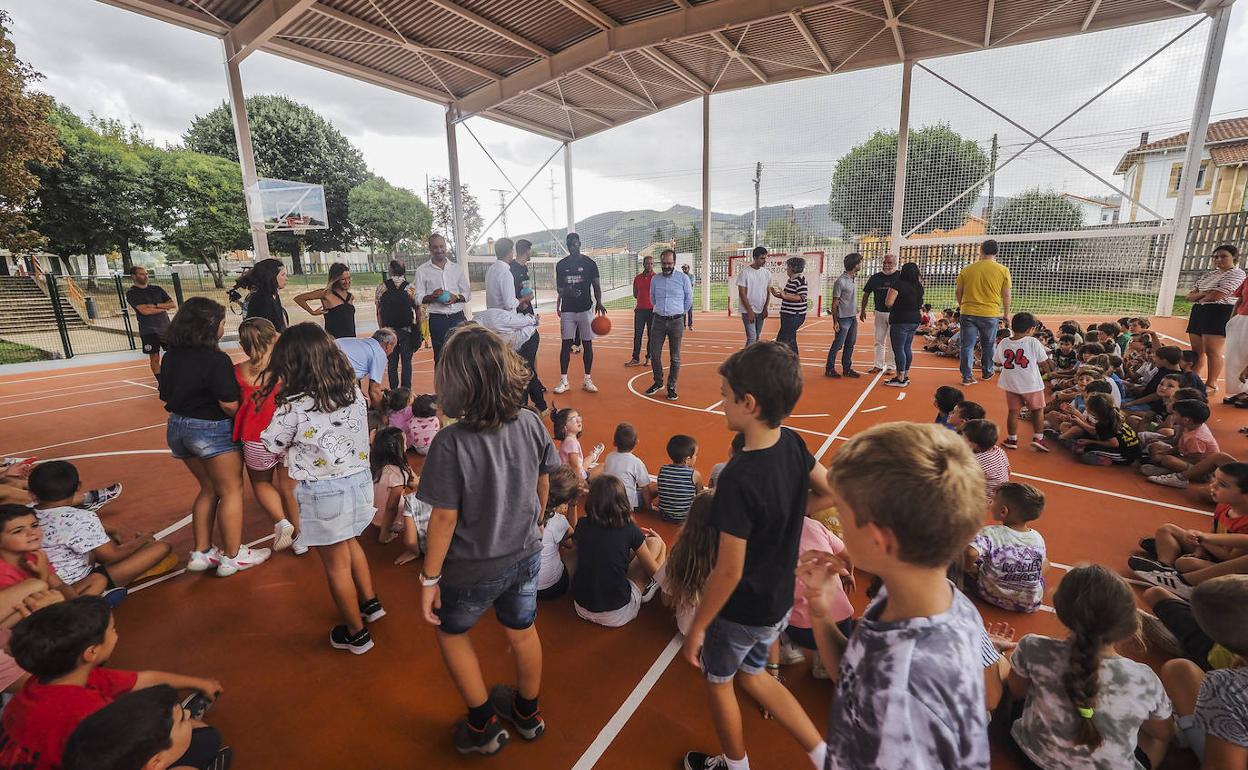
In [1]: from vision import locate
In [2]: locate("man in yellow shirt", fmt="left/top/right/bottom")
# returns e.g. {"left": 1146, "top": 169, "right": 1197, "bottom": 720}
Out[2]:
{"left": 955, "top": 240, "right": 1011, "bottom": 386}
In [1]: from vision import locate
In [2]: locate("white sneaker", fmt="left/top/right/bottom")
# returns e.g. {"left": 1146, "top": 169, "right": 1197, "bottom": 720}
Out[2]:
{"left": 84, "top": 483, "right": 123, "bottom": 512}
{"left": 778, "top": 636, "right": 807, "bottom": 666}
{"left": 215, "top": 545, "right": 271, "bottom": 577}
{"left": 1139, "top": 464, "right": 1168, "bottom": 477}
{"left": 1148, "top": 473, "right": 1190, "bottom": 489}
{"left": 273, "top": 520, "right": 295, "bottom": 551}
{"left": 811, "top": 653, "right": 831, "bottom": 680}
{"left": 583, "top": 377, "right": 598, "bottom": 393}
{"left": 292, "top": 539, "right": 309, "bottom": 556}
{"left": 553, "top": 379, "right": 570, "bottom": 394}
{"left": 186, "top": 547, "right": 221, "bottom": 572}
{"left": 1134, "top": 568, "right": 1194, "bottom": 599}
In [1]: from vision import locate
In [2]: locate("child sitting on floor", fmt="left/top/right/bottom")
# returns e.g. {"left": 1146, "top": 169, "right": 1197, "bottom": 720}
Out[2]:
{"left": 536, "top": 466, "right": 581, "bottom": 601}
{"left": 1131, "top": 461, "right": 1248, "bottom": 599}
{"left": 1045, "top": 334, "right": 1079, "bottom": 383}
{"left": 29, "top": 462, "right": 172, "bottom": 596}
{"left": 572, "top": 475, "right": 666, "bottom": 628}
{"left": 709, "top": 432, "right": 745, "bottom": 489}
{"left": 652, "top": 434, "right": 702, "bottom": 523}
{"left": 1142, "top": 399, "right": 1220, "bottom": 488}
{"left": 553, "top": 408, "right": 604, "bottom": 484}
{"left": 949, "top": 401, "right": 986, "bottom": 431}
{"left": 602, "top": 423, "right": 650, "bottom": 511}
{"left": 1126, "top": 345, "right": 1182, "bottom": 410}
{"left": 964, "top": 482, "right": 1047, "bottom": 613}
{"left": 370, "top": 427, "right": 432, "bottom": 566}
{"left": 398, "top": 393, "right": 440, "bottom": 456}
{"left": 963, "top": 419, "right": 1010, "bottom": 506}
{"left": 1127, "top": 374, "right": 1181, "bottom": 432}
{"left": 1006, "top": 565, "right": 1173, "bottom": 769}
{"left": 934, "top": 385, "right": 965, "bottom": 429}
{"left": 0, "top": 597, "right": 224, "bottom": 770}
{"left": 1179, "top": 350, "right": 1209, "bottom": 398}
{"left": 656, "top": 491, "right": 715, "bottom": 635}
{"left": 0, "top": 505, "right": 94, "bottom": 600}
{"left": 1070, "top": 393, "right": 1143, "bottom": 467}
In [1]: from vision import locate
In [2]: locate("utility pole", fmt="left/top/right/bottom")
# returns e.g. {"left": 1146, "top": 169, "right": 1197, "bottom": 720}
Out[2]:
{"left": 985, "top": 133, "right": 998, "bottom": 229}
{"left": 491, "top": 188, "right": 509, "bottom": 238}
{"left": 753, "top": 161, "right": 762, "bottom": 247}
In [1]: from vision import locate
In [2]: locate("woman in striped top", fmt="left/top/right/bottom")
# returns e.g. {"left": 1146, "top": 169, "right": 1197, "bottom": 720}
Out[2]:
{"left": 1185, "top": 244, "right": 1245, "bottom": 393}
{"left": 771, "top": 256, "right": 809, "bottom": 354}
{"left": 652, "top": 434, "right": 702, "bottom": 523}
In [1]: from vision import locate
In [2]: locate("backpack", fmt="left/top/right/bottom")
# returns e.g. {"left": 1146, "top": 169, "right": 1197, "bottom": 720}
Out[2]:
{"left": 379, "top": 279, "right": 416, "bottom": 328}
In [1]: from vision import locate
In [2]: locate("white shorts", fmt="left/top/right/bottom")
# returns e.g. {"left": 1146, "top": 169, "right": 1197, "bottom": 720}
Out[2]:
{"left": 574, "top": 581, "right": 642, "bottom": 628}
{"left": 560, "top": 310, "right": 596, "bottom": 341}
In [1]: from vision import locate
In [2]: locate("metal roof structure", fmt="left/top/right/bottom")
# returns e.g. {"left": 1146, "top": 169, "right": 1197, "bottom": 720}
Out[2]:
{"left": 99, "top": 0, "right": 1233, "bottom": 142}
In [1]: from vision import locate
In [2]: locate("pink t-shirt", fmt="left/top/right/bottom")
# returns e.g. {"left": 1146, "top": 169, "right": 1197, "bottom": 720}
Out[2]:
{"left": 560, "top": 436, "right": 586, "bottom": 479}
{"left": 371, "top": 464, "right": 407, "bottom": 527}
{"left": 789, "top": 517, "right": 853, "bottom": 629}
{"left": 0, "top": 629, "right": 25, "bottom": 693}
{"left": 1178, "top": 423, "right": 1220, "bottom": 457}
{"left": 407, "top": 416, "right": 440, "bottom": 454}
{"left": 388, "top": 405, "right": 413, "bottom": 434}
{"left": 0, "top": 553, "right": 56, "bottom": 590}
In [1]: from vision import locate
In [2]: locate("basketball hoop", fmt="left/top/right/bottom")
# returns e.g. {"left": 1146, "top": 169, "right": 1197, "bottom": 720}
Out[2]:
{"left": 293, "top": 228, "right": 307, "bottom": 237}
{"left": 245, "top": 179, "right": 328, "bottom": 237}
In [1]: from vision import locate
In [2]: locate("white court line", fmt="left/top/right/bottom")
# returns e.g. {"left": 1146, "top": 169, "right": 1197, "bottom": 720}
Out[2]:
{"left": 1010, "top": 472, "right": 1213, "bottom": 517}
{"left": 52, "top": 449, "right": 171, "bottom": 462}
{"left": 703, "top": 399, "right": 723, "bottom": 412}
{"left": 860, "top": 406, "right": 887, "bottom": 414}
{"left": 124, "top": 379, "right": 159, "bottom": 391}
{"left": 0, "top": 377, "right": 150, "bottom": 402}
{"left": 0, "top": 362, "right": 149, "bottom": 385}
{"left": 813, "top": 370, "right": 885, "bottom": 461}
{"left": 0, "top": 394, "right": 152, "bottom": 422}
{"left": 1155, "top": 332, "right": 1189, "bottom": 347}
{"left": 0, "top": 383, "right": 140, "bottom": 406}
{"left": 570, "top": 633, "right": 684, "bottom": 770}
{"left": 2, "top": 422, "right": 165, "bottom": 456}
{"left": 896, "top": 392, "right": 907, "bottom": 401}
{"left": 155, "top": 514, "right": 193, "bottom": 540}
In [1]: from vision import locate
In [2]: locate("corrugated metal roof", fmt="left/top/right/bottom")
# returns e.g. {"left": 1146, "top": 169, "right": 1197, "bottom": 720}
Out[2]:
{"left": 100, "top": 0, "right": 1232, "bottom": 142}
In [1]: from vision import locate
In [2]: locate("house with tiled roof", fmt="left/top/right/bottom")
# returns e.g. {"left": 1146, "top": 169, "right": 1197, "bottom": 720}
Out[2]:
{"left": 1061, "top": 193, "right": 1120, "bottom": 227}
{"left": 1114, "top": 117, "right": 1248, "bottom": 223}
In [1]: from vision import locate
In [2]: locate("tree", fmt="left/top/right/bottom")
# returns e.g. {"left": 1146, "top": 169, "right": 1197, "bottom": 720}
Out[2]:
{"left": 0, "top": 11, "right": 61, "bottom": 271}
{"left": 184, "top": 95, "right": 368, "bottom": 273}
{"left": 764, "top": 215, "right": 802, "bottom": 249}
{"left": 675, "top": 223, "right": 701, "bottom": 255}
{"left": 987, "top": 188, "right": 1084, "bottom": 276}
{"left": 653, "top": 224, "right": 665, "bottom": 244}
{"left": 427, "top": 176, "right": 483, "bottom": 255}
{"left": 348, "top": 176, "right": 431, "bottom": 258}
{"left": 90, "top": 116, "right": 159, "bottom": 273}
{"left": 152, "top": 149, "right": 251, "bottom": 288}
{"left": 829, "top": 124, "right": 990, "bottom": 238}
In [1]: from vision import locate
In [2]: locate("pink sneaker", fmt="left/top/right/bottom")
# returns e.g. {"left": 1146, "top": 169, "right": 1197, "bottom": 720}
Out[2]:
{"left": 215, "top": 545, "right": 271, "bottom": 577}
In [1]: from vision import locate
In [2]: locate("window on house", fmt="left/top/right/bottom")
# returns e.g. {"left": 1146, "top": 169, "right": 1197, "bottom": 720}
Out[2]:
{"left": 1170, "top": 160, "right": 1212, "bottom": 195}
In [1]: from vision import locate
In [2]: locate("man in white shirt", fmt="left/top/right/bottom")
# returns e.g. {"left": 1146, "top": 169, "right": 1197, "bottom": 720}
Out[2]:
{"left": 478, "top": 238, "right": 547, "bottom": 412}
{"left": 485, "top": 237, "right": 520, "bottom": 312}
{"left": 736, "top": 246, "right": 772, "bottom": 346}
{"left": 414, "top": 233, "right": 471, "bottom": 363}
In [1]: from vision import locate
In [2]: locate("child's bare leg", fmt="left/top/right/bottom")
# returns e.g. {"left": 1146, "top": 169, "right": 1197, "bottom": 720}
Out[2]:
{"left": 705, "top": 679, "right": 748, "bottom": 761}
{"left": 1029, "top": 409, "right": 1045, "bottom": 440}
{"left": 1155, "top": 455, "right": 1190, "bottom": 472}
{"left": 102, "top": 540, "right": 173, "bottom": 586}
{"left": 181, "top": 457, "right": 218, "bottom": 553}
{"left": 203, "top": 451, "right": 244, "bottom": 557}
{"left": 316, "top": 541, "right": 364, "bottom": 634}
{"left": 627, "top": 535, "right": 667, "bottom": 590}
{"left": 1181, "top": 553, "right": 1248, "bottom": 585}
{"left": 396, "top": 518, "right": 420, "bottom": 565}
{"left": 275, "top": 465, "right": 300, "bottom": 533}
{"left": 71, "top": 572, "right": 108, "bottom": 597}
{"left": 1180, "top": 452, "right": 1237, "bottom": 481}
{"left": 737, "top": 670, "right": 824, "bottom": 751}
{"left": 246, "top": 467, "right": 286, "bottom": 524}
{"left": 436, "top": 630, "right": 489, "bottom": 708}
{"left": 502, "top": 624, "right": 542, "bottom": 702}
{"left": 1155, "top": 524, "right": 1188, "bottom": 565}
{"left": 1006, "top": 409, "right": 1020, "bottom": 438}
{"left": 347, "top": 538, "right": 375, "bottom": 603}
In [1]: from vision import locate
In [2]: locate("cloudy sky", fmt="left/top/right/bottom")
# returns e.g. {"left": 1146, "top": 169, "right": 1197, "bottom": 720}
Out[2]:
{"left": 3, "top": 0, "right": 1247, "bottom": 245}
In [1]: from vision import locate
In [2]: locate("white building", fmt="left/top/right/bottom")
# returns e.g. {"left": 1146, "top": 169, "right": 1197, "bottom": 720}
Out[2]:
{"left": 1061, "top": 193, "right": 1121, "bottom": 227}
{"left": 1115, "top": 117, "right": 1248, "bottom": 223}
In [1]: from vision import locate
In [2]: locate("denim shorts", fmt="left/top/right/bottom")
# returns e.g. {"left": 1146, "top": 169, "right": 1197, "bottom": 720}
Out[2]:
{"left": 700, "top": 613, "right": 789, "bottom": 684}
{"left": 436, "top": 551, "right": 541, "bottom": 635}
{"left": 294, "top": 470, "right": 374, "bottom": 548}
{"left": 166, "top": 414, "right": 238, "bottom": 460}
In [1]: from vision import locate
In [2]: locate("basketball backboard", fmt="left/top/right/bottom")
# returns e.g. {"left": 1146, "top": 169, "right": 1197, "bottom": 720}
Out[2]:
{"left": 246, "top": 178, "right": 328, "bottom": 234}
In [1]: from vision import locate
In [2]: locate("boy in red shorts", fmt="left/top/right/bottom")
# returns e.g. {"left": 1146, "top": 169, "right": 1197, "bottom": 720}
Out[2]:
{"left": 993, "top": 312, "right": 1051, "bottom": 452}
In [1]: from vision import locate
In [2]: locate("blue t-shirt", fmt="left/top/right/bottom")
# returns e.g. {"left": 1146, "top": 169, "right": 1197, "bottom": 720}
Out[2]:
{"left": 335, "top": 337, "right": 387, "bottom": 382}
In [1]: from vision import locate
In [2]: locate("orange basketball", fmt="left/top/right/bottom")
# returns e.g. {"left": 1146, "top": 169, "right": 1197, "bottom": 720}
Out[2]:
{"left": 590, "top": 314, "right": 612, "bottom": 336}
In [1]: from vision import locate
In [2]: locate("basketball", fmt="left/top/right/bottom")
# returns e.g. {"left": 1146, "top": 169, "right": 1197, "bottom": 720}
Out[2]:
{"left": 591, "top": 315, "right": 611, "bottom": 336}
{"left": 437, "top": 290, "right": 452, "bottom": 303}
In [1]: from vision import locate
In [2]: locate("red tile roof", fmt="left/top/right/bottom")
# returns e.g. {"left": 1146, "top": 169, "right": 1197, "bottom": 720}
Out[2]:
{"left": 1115, "top": 117, "right": 1248, "bottom": 173}
{"left": 1210, "top": 142, "right": 1248, "bottom": 166}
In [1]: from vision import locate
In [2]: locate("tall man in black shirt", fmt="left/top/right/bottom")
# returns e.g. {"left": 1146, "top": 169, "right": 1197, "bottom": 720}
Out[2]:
{"left": 125, "top": 266, "right": 176, "bottom": 379}
{"left": 858, "top": 253, "right": 899, "bottom": 374}
{"left": 554, "top": 233, "right": 606, "bottom": 394}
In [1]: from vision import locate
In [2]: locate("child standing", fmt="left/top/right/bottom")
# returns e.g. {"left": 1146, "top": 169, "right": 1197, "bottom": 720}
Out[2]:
{"left": 602, "top": 423, "right": 650, "bottom": 511}
{"left": 536, "top": 466, "right": 580, "bottom": 600}
{"left": 682, "top": 342, "right": 835, "bottom": 770}
{"left": 654, "top": 434, "right": 702, "bottom": 523}
{"left": 233, "top": 317, "right": 302, "bottom": 554}
{"left": 1006, "top": 565, "right": 1173, "bottom": 769}
{"left": 963, "top": 419, "right": 1010, "bottom": 506}
{"left": 259, "top": 323, "right": 382, "bottom": 655}
{"left": 994, "top": 312, "right": 1051, "bottom": 452}
{"left": 799, "top": 422, "right": 990, "bottom": 768}
{"left": 934, "top": 385, "right": 965, "bottom": 429}
{"left": 657, "top": 492, "right": 716, "bottom": 635}
{"left": 416, "top": 324, "right": 561, "bottom": 756}
{"left": 572, "top": 475, "right": 667, "bottom": 627}
{"left": 964, "top": 482, "right": 1047, "bottom": 613}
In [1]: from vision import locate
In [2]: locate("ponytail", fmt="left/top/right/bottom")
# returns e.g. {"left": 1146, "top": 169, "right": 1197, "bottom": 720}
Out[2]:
{"left": 1061, "top": 631, "right": 1105, "bottom": 749}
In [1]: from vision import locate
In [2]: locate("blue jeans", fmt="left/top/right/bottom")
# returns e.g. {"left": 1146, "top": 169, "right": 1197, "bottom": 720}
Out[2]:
{"left": 429, "top": 311, "right": 467, "bottom": 363}
{"left": 776, "top": 312, "right": 805, "bottom": 354}
{"left": 700, "top": 613, "right": 788, "bottom": 684}
{"left": 960, "top": 314, "right": 1001, "bottom": 381}
{"left": 890, "top": 322, "right": 919, "bottom": 375}
{"left": 825, "top": 316, "right": 858, "bottom": 373}
{"left": 435, "top": 551, "right": 541, "bottom": 635}
{"left": 741, "top": 313, "right": 765, "bottom": 345}
{"left": 166, "top": 414, "right": 238, "bottom": 460}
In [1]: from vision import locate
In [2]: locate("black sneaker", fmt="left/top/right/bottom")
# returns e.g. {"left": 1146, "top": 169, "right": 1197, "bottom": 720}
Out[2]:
{"left": 844, "top": 369, "right": 861, "bottom": 378}
{"left": 1139, "top": 537, "right": 1158, "bottom": 558}
{"left": 453, "top": 714, "right": 509, "bottom": 755}
{"left": 1128, "top": 555, "right": 1170, "bottom": 574}
{"left": 667, "top": 388, "right": 679, "bottom": 401}
{"left": 824, "top": 369, "right": 841, "bottom": 378}
{"left": 684, "top": 752, "right": 729, "bottom": 770}
{"left": 489, "top": 684, "right": 545, "bottom": 740}
{"left": 360, "top": 597, "right": 386, "bottom": 623}
{"left": 330, "top": 625, "right": 373, "bottom": 655}
{"left": 644, "top": 382, "right": 664, "bottom": 396}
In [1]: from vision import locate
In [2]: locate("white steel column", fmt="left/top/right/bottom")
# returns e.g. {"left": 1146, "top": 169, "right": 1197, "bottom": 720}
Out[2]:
{"left": 446, "top": 107, "right": 466, "bottom": 260}
{"left": 890, "top": 59, "right": 913, "bottom": 250}
{"left": 223, "top": 38, "right": 270, "bottom": 260}
{"left": 701, "top": 93, "right": 712, "bottom": 312}
{"left": 1156, "top": 8, "right": 1230, "bottom": 316}
{"left": 564, "top": 141, "right": 576, "bottom": 235}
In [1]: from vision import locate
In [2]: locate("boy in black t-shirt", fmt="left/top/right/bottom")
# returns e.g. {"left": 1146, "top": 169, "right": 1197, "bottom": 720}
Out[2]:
{"left": 682, "top": 342, "right": 836, "bottom": 770}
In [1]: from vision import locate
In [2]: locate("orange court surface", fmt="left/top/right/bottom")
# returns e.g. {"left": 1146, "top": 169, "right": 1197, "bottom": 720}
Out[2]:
{"left": 0, "top": 311, "right": 1231, "bottom": 770}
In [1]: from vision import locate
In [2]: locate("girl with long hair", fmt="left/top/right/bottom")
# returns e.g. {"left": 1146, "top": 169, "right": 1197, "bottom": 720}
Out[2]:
{"left": 160, "top": 298, "right": 269, "bottom": 577}
{"left": 657, "top": 491, "right": 716, "bottom": 635}
{"left": 1007, "top": 564, "right": 1172, "bottom": 768}
{"left": 234, "top": 317, "right": 302, "bottom": 554}
{"left": 536, "top": 465, "right": 581, "bottom": 600}
{"left": 294, "top": 262, "right": 355, "bottom": 338}
{"left": 259, "top": 323, "right": 381, "bottom": 654}
{"left": 242, "top": 258, "right": 289, "bottom": 332}
{"left": 883, "top": 261, "right": 925, "bottom": 388}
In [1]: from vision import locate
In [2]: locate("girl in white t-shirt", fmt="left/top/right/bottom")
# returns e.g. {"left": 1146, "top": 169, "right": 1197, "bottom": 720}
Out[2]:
{"left": 536, "top": 465, "right": 582, "bottom": 600}
{"left": 656, "top": 491, "right": 715, "bottom": 636}
{"left": 994, "top": 312, "right": 1051, "bottom": 452}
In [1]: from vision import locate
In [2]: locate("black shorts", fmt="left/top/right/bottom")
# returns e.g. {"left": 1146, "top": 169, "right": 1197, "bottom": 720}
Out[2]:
{"left": 1186, "top": 303, "right": 1234, "bottom": 337}
{"left": 140, "top": 332, "right": 166, "bottom": 355}
{"left": 1154, "top": 598, "right": 1214, "bottom": 670}
{"left": 89, "top": 563, "right": 116, "bottom": 590}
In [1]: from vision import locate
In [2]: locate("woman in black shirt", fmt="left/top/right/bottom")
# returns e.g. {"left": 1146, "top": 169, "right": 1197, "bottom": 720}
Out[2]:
{"left": 159, "top": 297, "right": 270, "bottom": 577}
{"left": 242, "top": 258, "right": 288, "bottom": 333}
{"left": 884, "top": 262, "right": 924, "bottom": 388}
{"left": 294, "top": 262, "right": 355, "bottom": 338}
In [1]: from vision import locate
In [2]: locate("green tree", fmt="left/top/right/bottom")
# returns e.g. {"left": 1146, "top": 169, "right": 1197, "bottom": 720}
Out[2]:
{"left": 675, "top": 223, "right": 701, "bottom": 255}
{"left": 653, "top": 224, "right": 665, "bottom": 243}
{"left": 152, "top": 149, "right": 251, "bottom": 288}
{"left": 764, "top": 215, "right": 802, "bottom": 248}
{"left": 988, "top": 188, "right": 1084, "bottom": 276}
{"left": 0, "top": 10, "right": 61, "bottom": 270}
{"left": 183, "top": 95, "right": 368, "bottom": 273}
{"left": 829, "top": 124, "right": 990, "bottom": 237}
{"left": 427, "top": 176, "right": 483, "bottom": 255}
{"left": 348, "top": 176, "right": 431, "bottom": 258}
{"left": 90, "top": 116, "right": 158, "bottom": 273}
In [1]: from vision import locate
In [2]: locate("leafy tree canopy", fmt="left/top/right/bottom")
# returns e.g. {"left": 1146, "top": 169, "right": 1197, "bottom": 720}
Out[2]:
{"left": 151, "top": 149, "right": 251, "bottom": 288}
{"left": 348, "top": 176, "right": 431, "bottom": 257}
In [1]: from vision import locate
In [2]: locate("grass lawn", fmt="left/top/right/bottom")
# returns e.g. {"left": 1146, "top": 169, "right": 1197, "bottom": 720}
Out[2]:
{"left": 0, "top": 340, "right": 54, "bottom": 365}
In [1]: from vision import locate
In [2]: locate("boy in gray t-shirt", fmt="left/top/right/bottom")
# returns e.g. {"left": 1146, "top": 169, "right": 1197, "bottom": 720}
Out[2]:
{"left": 824, "top": 253, "right": 863, "bottom": 378}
